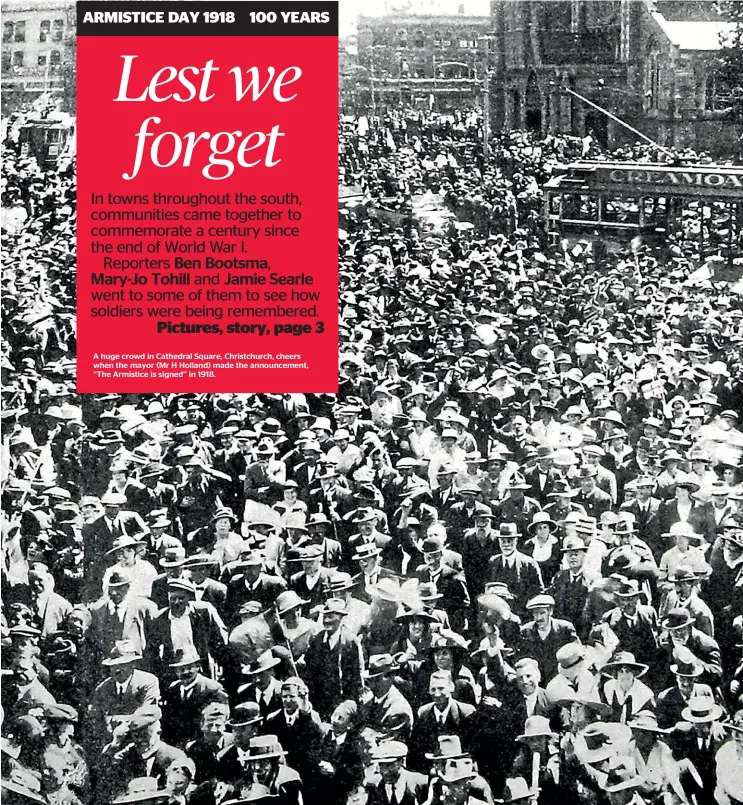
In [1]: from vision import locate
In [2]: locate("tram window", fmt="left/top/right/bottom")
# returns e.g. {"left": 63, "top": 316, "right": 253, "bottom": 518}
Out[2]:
{"left": 643, "top": 196, "right": 667, "bottom": 223}
{"left": 604, "top": 198, "right": 639, "bottom": 224}
{"left": 549, "top": 196, "right": 560, "bottom": 216}
{"left": 563, "top": 194, "right": 598, "bottom": 221}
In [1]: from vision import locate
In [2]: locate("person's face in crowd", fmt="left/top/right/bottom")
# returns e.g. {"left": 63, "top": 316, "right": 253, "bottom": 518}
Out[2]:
{"left": 116, "top": 546, "right": 136, "bottom": 568}
{"left": 616, "top": 667, "right": 635, "bottom": 693}
{"left": 168, "top": 590, "right": 191, "bottom": 617}
{"left": 440, "top": 778, "right": 469, "bottom": 805}
{"left": 516, "top": 666, "right": 539, "bottom": 696}
{"left": 219, "top": 434, "right": 234, "bottom": 450}
{"left": 475, "top": 515, "right": 491, "bottom": 535}
{"left": 366, "top": 672, "right": 393, "bottom": 699}
{"left": 237, "top": 437, "right": 253, "bottom": 455}
{"left": 284, "top": 487, "right": 298, "bottom": 504}
{"left": 358, "top": 553, "right": 378, "bottom": 576}
{"left": 176, "top": 661, "right": 200, "bottom": 687}
{"left": 499, "top": 536, "right": 517, "bottom": 557}
{"left": 676, "top": 580, "right": 694, "bottom": 600}
{"left": 110, "top": 661, "right": 135, "bottom": 685}
{"left": 532, "top": 605, "right": 552, "bottom": 630}
{"left": 255, "top": 668, "right": 274, "bottom": 691}
{"left": 669, "top": 625, "right": 691, "bottom": 647}
{"left": 691, "top": 459, "right": 707, "bottom": 476}
{"left": 200, "top": 711, "right": 227, "bottom": 745}
{"left": 214, "top": 517, "right": 231, "bottom": 536}
{"left": 303, "top": 448, "right": 320, "bottom": 466}
{"left": 711, "top": 492, "right": 728, "bottom": 510}
{"left": 320, "top": 474, "right": 338, "bottom": 493}
{"left": 130, "top": 722, "right": 159, "bottom": 753}
{"left": 723, "top": 537, "right": 743, "bottom": 568}
{"left": 408, "top": 616, "right": 427, "bottom": 642}
{"left": 509, "top": 484, "right": 525, "bottom": 501}
{"left": 165, "top": 766, "right": 191, "bottom": 796}
{"left": 189, "top": 564, "right": 208, "bottom": 584}
{"left": 250, "top": 757, "right": 274, "bottom": 784}
{"left": 358, "top": 520, "right": 374, "bottom": 537}
{"left": 429, "top": 676, "right": 453, "bottom": 707}
{"left": 722, "top": 467, "right": 737, "bottom": 485}
{"left": 108, "top": 583, "right": 129, "bottom": 605}
{"left": 565, "top": 549, "right": 585, "bottom": 573}
{"left": 441, "top": 436, "right": 457, "bottom": 453}
{"left": 330, "top": 705, "right": 353, "bottom": 735}
{"left": 635, "top": 483, "right": 652, "bottom": 502}
{"left": 335, "top": 436, "right": 350, "bottom": 452}
{"left": 232, "top": 722, "right": 258, "bottom": 749}
{"left": 281, "top": 685, "right": 302, "bottom": 714}
{"left": 81, "top": 501, "right": 100, "bottom": 521}
{"left": 41, "top": 754, "right": 68, "bottom": 792}
{"left": 580, "top": 475, "right": 595, "bottom": 494}
{"left": 433, "top": 648, "right": 453, "bottom": 671}
{"left": 439, "top": 473, "right": 454, "bottom": 489}
{"left": 104, "top": 504, "right": 121, "bottom": 519}
{"left": 28, "top": 569, "right": 48, "bottom": 598}
{"left": 302, "top": 557, "right": 322, "bottom": 576}
{"left": 111, "top": 470, "right": 127, "bottom": 487}
{"left": 617, "top": 595, "right": 638, "bottom": 616}
{"left": 322, "top": 610, "right": 342, "bottom": 634}
{"left": 675, "top": 486, "right": 691, "bottom": 502}
{"left": 424, "top": 549, "right": 442, "bottom": 572}
{"left": 67, "top": 610, "right": 89, "bottom": 638}
{"left": 242, "top": 562, "right": 262, "bottom": 583}
{"left": 533, "top": 522, "right": 552, "bottom": 544}
{"left": 378, "top": 758, "right": 403, "bottom": 785}
{"left": 487, "top": 459, "right": 504, "bottom": 479}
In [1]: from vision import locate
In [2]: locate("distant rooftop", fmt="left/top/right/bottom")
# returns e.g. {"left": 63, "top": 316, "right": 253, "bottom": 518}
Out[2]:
{"left": 651, "top": 13, "right": 736, "bottom": 51}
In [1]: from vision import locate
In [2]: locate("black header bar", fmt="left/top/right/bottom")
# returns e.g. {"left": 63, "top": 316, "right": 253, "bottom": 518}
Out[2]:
{"left": 77, "top": 1, "right": 338, "bottom": 36}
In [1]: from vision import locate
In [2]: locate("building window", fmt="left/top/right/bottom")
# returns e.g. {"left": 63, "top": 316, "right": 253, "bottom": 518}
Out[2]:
{"left": 50, "top": 50, "right": 61, "bottom": 66}
{"left": 3, "top": 21, "right": 13, "bottom": 42}
{"left": 40, "top": 20, "right": 51, "bottom": 42}
{"left": 13, "top": 51, "right": 24, "bottom": 67}
{"left": 38, "top": 54, "right": 47, "bottom": 66}
{"left": 14, "top": 21, "right": 25, "bottom": 42}
{"left": 53, "top": 19, "right": 64, "bottom": 42}
{"left": 646, "top": 49, "right": 660, "bottom": 109}
{"left": 2, "top": 50, "right": 11, "bottom": 70}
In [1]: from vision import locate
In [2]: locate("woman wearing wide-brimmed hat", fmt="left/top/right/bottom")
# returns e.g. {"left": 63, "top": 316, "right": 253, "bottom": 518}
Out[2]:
{"left": 600, "top": 651, "right": 655, "bottom": 724}
{"left": 390, "top": 605, "right": 438, "bottom": 676}
{"left": 521, "top": 511, "right": 561, "bottom": 586}
{"left": 410, "top": 628, "right": 477, "bottom": 710}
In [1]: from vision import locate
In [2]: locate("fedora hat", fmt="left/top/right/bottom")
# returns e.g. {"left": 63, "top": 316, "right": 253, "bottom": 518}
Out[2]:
{"left": 555, "top": 691, "right": 613, "bottom": 718}
{"left": 556, "top": 642, "right": 585, "bottom": 671}
{"left": 516, "top": 715, "right": 557, "bottom": 742}
{"left": 183, "top": 553, "right": 218, "bottom": 569}
{"left": 329, "top": 572, "right": 355, "bottom": 594}
{"left": 101, "top": 492, "right": 128, "bottom": 506}
{"left": 128, "top": 705, "right": 162, "bottom": 730}
{"left": 159, "top": 546, "right": 186, "bottom": 568}
{"left": 322, "top": 597, "right": 347, "bottom": 615}
{"left": 575, "top": 722, "right": 632, "bottom": 764}
{"left": 228, "top": 702, "right": 262, "bottom": 727}
{"left": 438, "top": 757, "right": 478, "bottom": 784}
{"left": 102, "top": 640, "right": 142, "bottom": 666}
{"left": 363, "top": 653, "right": 399, "bottom": 679}
{"left": 425, "top": 734, "right": 468, "bottom": 761}
{"left": 372, "top": 740, "right": 408, "bottom": 762}
{"left": 498, "top": 523, "right": 519, "bottom": 539}
{"left": 681, "top": 697, "right": 723, "bottom": 723}
{"left": 561, "top": 535, "right": 587, "bottom": 553}
{"left": 107, "top": 570, "right": 132, "bottom": 588}
{"left": 243, "top": 650, "right": 282, "bottom": 675}
{"left": 112, "top": 778, "right": 169, "bottom": 805}
{"left": 614, "top": 578, "right": 643, "bottom": 598}
{"left": 547, "top": 479, "right": 578, "bottom": 498}
{"left": 628, "top": 711, "right": 669, "bottom": 734}
{"left": 506, "top": 473, "right": 530, "bottom": 490}
{"left": 139, "top": 463, "right": 167, "bottom": 480}
{"left": 248, "top": 734, "right": 286, "bottom": 759}
{"left": 168, "top": 647, "right": 201, "bottom": 668}
{"left": 275, "top": 590, "right": 308, "bottom": 615}
{"left": 44, "top": 703, "right": 78, "bottom": 723}
{"left": 525, "top": 594, "right": 555, "bottom": 610}
{"left": 661, "top": 608, "right": 694, "bottom": 630}
{"left": 167, "top": 578, "right": 197, "bottom": 597}
{"left": 602, "top": 651, "right": 648, "bottom": 677}
{"left": 211, "top": 507, "right": 237, "bottom": 523}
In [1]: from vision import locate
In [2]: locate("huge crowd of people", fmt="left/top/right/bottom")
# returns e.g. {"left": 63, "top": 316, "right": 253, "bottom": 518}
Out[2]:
{"left": 2, "top": 105, "right": 743, "bottom": 805}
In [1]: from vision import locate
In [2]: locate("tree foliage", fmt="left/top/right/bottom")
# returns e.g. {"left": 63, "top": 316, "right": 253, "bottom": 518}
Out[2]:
{"left": 716, "top": 1, "right": 743, "bottom": 117}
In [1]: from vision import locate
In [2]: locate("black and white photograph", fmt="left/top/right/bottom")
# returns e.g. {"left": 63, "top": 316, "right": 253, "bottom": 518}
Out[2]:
{"left": 2, "top": 1, "right": 743, "bottom": 804}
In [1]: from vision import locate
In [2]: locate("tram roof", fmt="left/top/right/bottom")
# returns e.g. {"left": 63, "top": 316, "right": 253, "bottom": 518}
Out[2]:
{"left": 544, "top": 161, "right": 743, "bottom": 200}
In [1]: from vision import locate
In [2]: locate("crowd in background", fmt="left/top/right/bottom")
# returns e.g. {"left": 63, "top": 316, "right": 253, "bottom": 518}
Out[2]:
{"left": 2, "top": 106, "right": 743, "bottom": 805}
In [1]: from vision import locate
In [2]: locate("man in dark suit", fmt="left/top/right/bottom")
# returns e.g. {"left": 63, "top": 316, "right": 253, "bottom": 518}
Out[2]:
{"left": 494, "top": 475, "right": 542, "bottom": 538}
{"left": 516, "top": 594, "right": 578, "bottom": 682}
{"left": 143, "top": 579, "right": 228, "bottom": 681}
{"left": 149, "top": 545, "right": 187, "bottom": 610}
{"left": 289, "top": 544, "right": 335, "bottom": 615}
{"left": 306, "top": 512, "right": 343, "bottom": 569}
{"left": 350, "top": 541, "right": 399, "bottom": 604}
{"left": 264, "top": 677, "right": 326, "bottom": 794}
{"left": 672, "top": 697, "right": 725, "bottom": 803}
{"left": 548, "top": 535, "right": 591, "bottom": 639}
{"left": 620, "top": 476, "right": 662, "bottom": 558}
{"left": 86, "top": 571, "right": 158, "bottom": 677}
{"left": 243, "top": 443, "right": 286, "bottom": 505}
{"left": 655, "top": 657, "right": 715, "bottom": 729}
{"left": 358, "top": 653, "right": 414, "bottom": 740}
{"left": 290, "top": 441, "right": 325, "bottom": 503}
{"left": 658, "top": 608, "right": 723, "bottom": 689}
{"left": 601, "top": 577, "right": 660, "bottom": 671}
{"left": 96, "top": 705, "right": 186, "bottom": 805}
{"left": 522, "top": 449, "right": 561, "bottom": 506}
{"left": 223, "top": 551, "right": 287, "bottom": 627}
{"left": 497, "top": 658, "right": 555, "bottom": 758}
{"left": 573, "top": 466, "right": 612, "bottom": 521}
{"left": 161, "top": 647, "right": 229, "bottom": 748}
{"left": 86, "top": 640, "right": 161, "bottom": 757}
{"left": 183, "top": 554, "right": 227, "bottom": 610}
{"left": 445, "top": 485, "right": 486, "bottom": 551}
{"left": 488, "top": 523, "right": 544, "bottom": 616}
{"left": 308, "top": 466, "right": 355, "bottom": 523}
{"left": 414, "top": 535, "right": 470, "bottom": 632}
{"left": 431, "top": 465, "right": 459, "bottom": 514}
{"left": 365, "top": 740, "right": 428, "bottom": 805}
{"left": 236, "top": 649, "right": 283, "bottom": 718}
{"left": 214, "top": 702, "right": 263, "bottom": 783}
{"left": 302, "top": 597, "right": 363, "bottom": 719}
{"left": 409, "top": 670, "right": 475, "bottom": 772}
{"left": 185, "top": 701, "right": 233, "bottom": 784}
